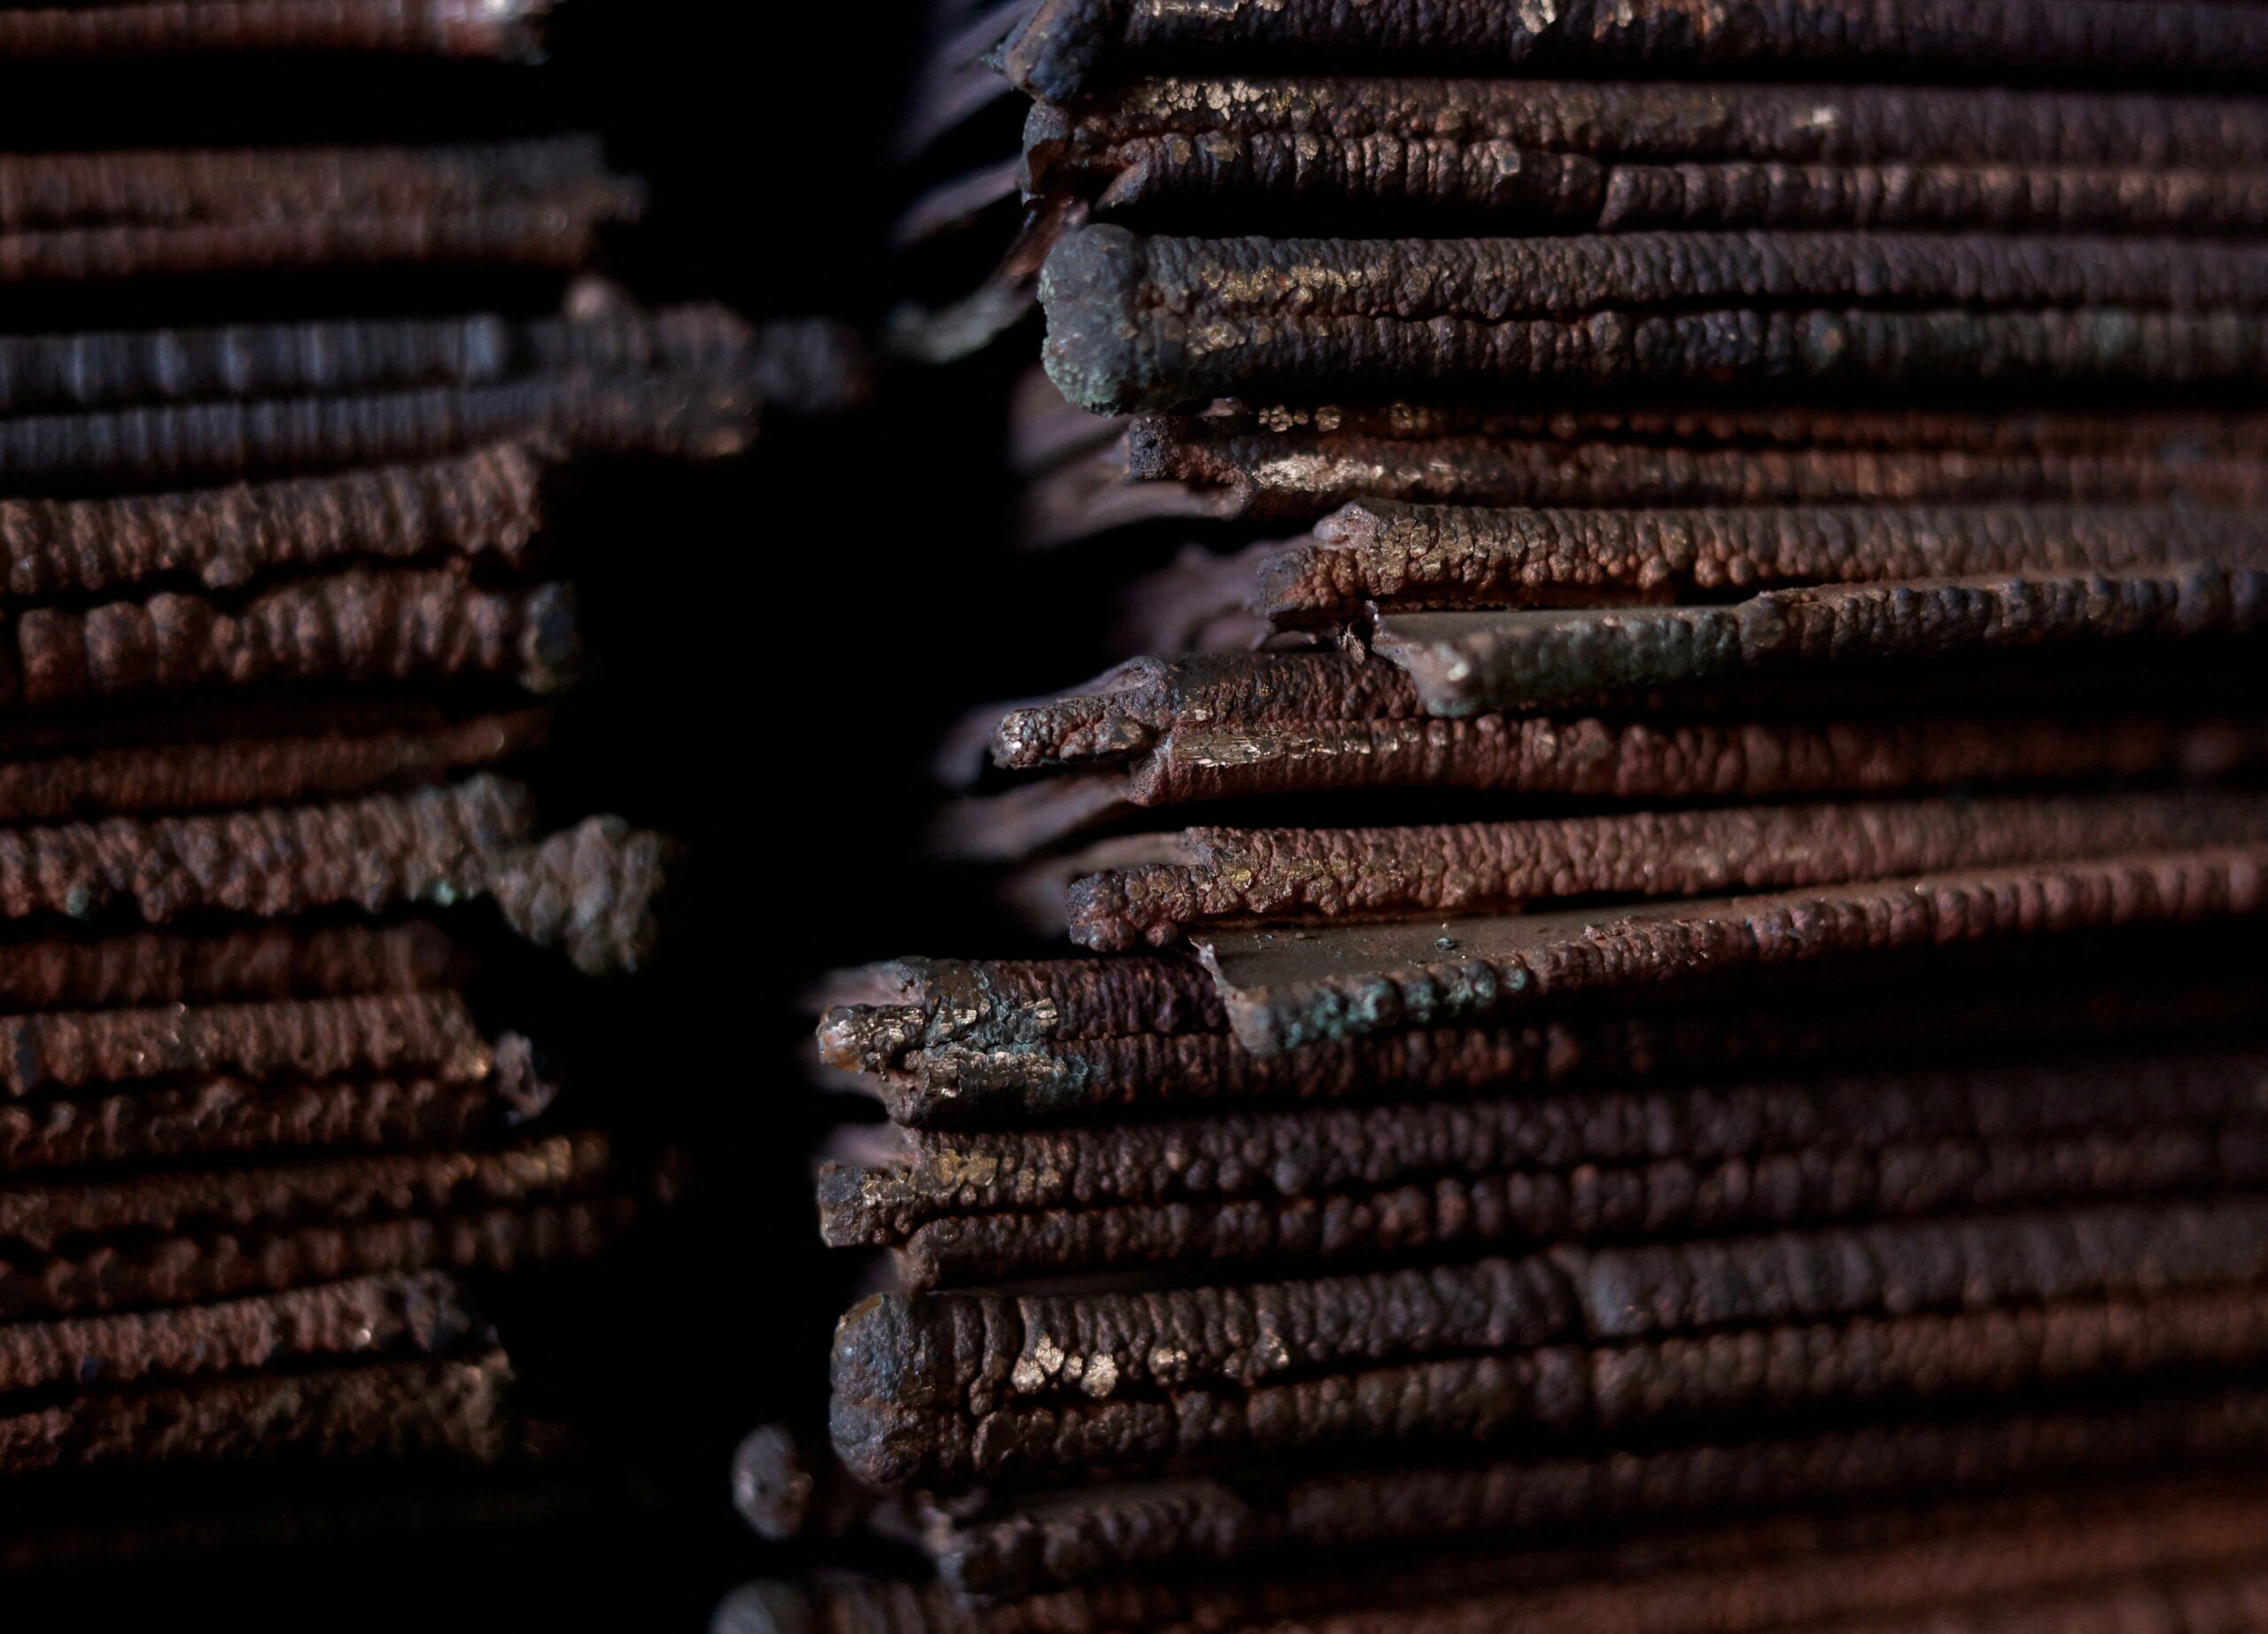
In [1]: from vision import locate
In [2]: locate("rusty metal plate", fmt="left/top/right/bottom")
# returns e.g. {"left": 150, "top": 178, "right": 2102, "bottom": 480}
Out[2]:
{"left": 821, "top": 961, "right": 2268, "bottom": 1131}
{"left": 1197, "top": 848, "right": 2268, "bottom": 1053}
{"left": 999, "top": 0, "right": 2268, "bottom": 99}
{"left": 1029, "top": 78, "right": 2268, "bottom": 234}
{"left": 735, "top": 1480, "right": 2268, "bottom": 1634}
{"left": 929, "top": 1382, "right": 2268, "bottom": 1598}
{"left": 1041, "top": 228, "right": 2268, "bottom": 412}
{"left": 1046, "top": 404, "right": 2268, "bottom": 538}
{"left": 0, "top": 139, "right": 641, "bottom": 283}
{"left": 822, "top": 1046, "right": 2268, "bottom": 1283}
{"left": 1062, "top": 792, "right": 2268, "bottom": 949}
{"left": 1257, "top": 501, "right": 2268, "bottom": 624}
{"left": 830, "top": 1197, "right": 2268, "bottom": 1485}
{"left": 0, "top": 1273, "right": 479, "bottom": 1397}
{"left": 0, "top": 1355, "right": 516, "bottom": 1481}
{"left": 1367, "top": 565, "right": 2268, "bottom": 715}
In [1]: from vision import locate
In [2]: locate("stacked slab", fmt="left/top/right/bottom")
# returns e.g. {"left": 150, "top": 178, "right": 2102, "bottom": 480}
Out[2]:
{"left": 757, "top": 4, "right": 2268, "bottom": 1631}
{"left": 0, "top": 3, "right": 841, "bottom": 1589}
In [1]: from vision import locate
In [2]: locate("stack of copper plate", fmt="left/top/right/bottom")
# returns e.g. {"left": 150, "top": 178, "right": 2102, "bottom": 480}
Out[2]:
{"left": 738, "top": 3, "right": 2268, "bottom": 1630}
{"left": 0, "top": 3, "right": 860, "bottom": 1593}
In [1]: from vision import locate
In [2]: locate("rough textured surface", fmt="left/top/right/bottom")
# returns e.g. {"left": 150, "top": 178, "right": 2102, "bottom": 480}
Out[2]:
{"left": 0, "top": 368, "right": 763, "bottom": 488}
{"left": 1261, "top": 501, "right": 2268, "bottom": 622}
{"left": 824, "top": 1047, "right": 2268, "bottom": 1280}
{"left": 0, "top": 777, "right": 531, "bottom": 923}
{"left": 0, "top": 1059, "right": 551, "bottom": 1175}
{"left": 0, "top": 1353, "right": 514, "bottom": 1477}
{"left": 1000, "top": 0, "right": 2268, "bottom": 100}
{"left": 0, "top": 1272, "right": 481, "bottom": 1396}
{"left": 0, "top": 1194, "right": 629, "bottom": 1320}
{"left": 0, "top": 141, "right": 641, "bottom": 283}
{"left": 1203, "top": 848, "right": 2268, "bottom": 1053}
{"left": 0, "top": 307, "right": 746, "bottom": 416}
{"left": 3, "top": 568, "right": 574, "bottom": 706}
{"left": 0, "top": 443, "right": 544, "bottom": 597}
{"left": 831, "top": 1198, "right": 2268, "bottom": 1484}
{"left": 831, "top": 1049, "right": 2268, "bottom": 1232}
{"left": 1042, "top": 228, "right": 2268, "bottom": 412}
{"left": 1371, "top": 566, "right": 2268, "bottom": 714}
{"left": 932, "top": 1382, "right": 2268, "bottom": 1597}
{"left": 0, "top": 991, "right": 492, "bottom": 1097}
{"left": 1033, "top": 77, "right": 2268, "bottom": 175}
{"left": 0, "top": 778, "right": 666, "bottom": 972}
{"left": 754, "top": 1482, "right": 2268, "bottom": 1634}
{"left": 485, "top": 815, "right": 673, "bottom": 975}
{"left": 1029, "top": 78, "right": 2268, "bottom": 233}
{"left": 861, "top": 1118, "right": 2268, "bottom": 1285}
{"left": 833, "top": 970, "right": 2268, "bottom": 1129}
{"left": 0, "top": 708, "right": 546, "bottom": 823}
{"left": 0, "top": 922, "right": 462, "bottom": 1012}
{"left": 0, "top": 1131, "right": 610, "bottom": 1250}
{"left": 962, "top": 681, "right": 2268, "bottom": 856}
{"left": 1064, "top": 793, "right": 2268, "bottom": 949}
{"left": 817, "top": 953, "right": 1226, "bottom": 1079}
{"left": 1092, "top": 404, "right": 2268, "bottom": 532}
{"left": 0, "top": 139, "right": 617, "bottom": 229}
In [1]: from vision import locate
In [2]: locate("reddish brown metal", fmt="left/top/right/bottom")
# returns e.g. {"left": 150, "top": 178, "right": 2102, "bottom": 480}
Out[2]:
{"left": 0, "top": 1060, "right": 551, "bottom": 1175}
{"left": 0, "top": 991, "right": 490, "bottom": 1097}
{"left": 0, "top": 139, "right": 619, "bottom": 228}
{"left": 750, "top": 1482, "right": 2268, "bottom": 1634}
{"left": 1837, "top": 1575, "right": 2268, "bottom": 1634}
{"left": 1063, "top": 793, "right": 2268, "bottom": 950}
{"left": 830, "top": 1197, "right": 2268, "bottom": 1484}
{"left": 0, "top": 1272, "right": 480, "bottom": 1396}
{"left": 0, "top": 1132, "right": 610, "bottom": 1249}
{"left": 0, "top": 202, "right": 630, "bottom": 286}
{"left": 822, "top": 1046, "right": 2268, "bottom": 1281}
{"left": 1000, "top": 0, "right": 2268, "bottom": 100}
{"left": 0, "top": 1195, "right": 630, "bottom": 1321}
{"left": 990, "top": 650, "right": 2258, "bottom": 772}
{"left": 1033, "top": 78, "right": 2268, "bottom": 183}
{"left": 817, "top": 953, "right": 1227, "bottom": 1079}
{"left": 5, "top": 569, "right": 574, "bottom": 707}
{"left": 0, "top": 777, "right": 531, "bottom": 923}
{"left": 1041, "top": 227, "right": 2268, "bottom": 412}
{"left": 0, "top": 707, "right": 545, "bottom": 823}
{"left": 1067, "top": 405, "right": 2268, "bottom": 536}
{"left": 833, "top": 969, "right": 2268, "bottom": 1130}
{"left": 944, "top": 705, "right": 2268, "bottom": 857}
{"left": 1202, "top": 848, "right": 2268, "bottom": 1053}
{"left": 0, "top": 140, "right": 641, "bottom": 283}
{"left": 1260, "top": 501, "right": 2268, "bottom": 623}
{"left": 830, "top": 1048, "right": 2268, "bottom": 1227}
{"left": 0, "top": 1354, "right": 513, "bottom": 1479}
{"left": 0, "top": 922, "right": 463, "bottom": 1013}
{"left": 959, "top": 654, "right": 2268, "bottom": 855}
{"left": 1029, "top": 79, "right": 2268, "bottom": 234}
{"left": 0, "top": 3, "right": 552, "bottom": 62}
{"left": 870, "top": 1124, "right": 2268, "bottom": 1285}
{"left": 933, "top": 1380, "right": 2268, "bottom": 1597}
{"left": 1370, "top": 567, "right": 2268, "bottom": 716}
{"left": 0, "top": 779, "right": 669, "bottom": 969}
{"left": 0, "top": 443, "right": 545, "bottom": 597}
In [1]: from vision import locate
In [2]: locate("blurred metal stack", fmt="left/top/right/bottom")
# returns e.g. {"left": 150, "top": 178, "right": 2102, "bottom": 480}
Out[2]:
{"left": 0, "top": 1, "right": 856, "bottom": 1594}
{"left": 743, "top": 3, "right": 2268, "bottom": 1630}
